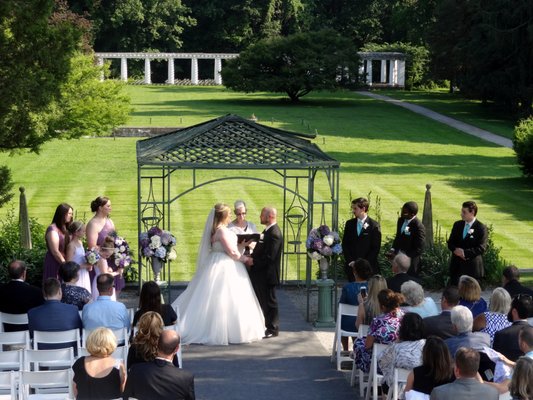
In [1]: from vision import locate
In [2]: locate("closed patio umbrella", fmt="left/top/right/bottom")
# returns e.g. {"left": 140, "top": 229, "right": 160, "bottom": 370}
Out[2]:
{"left": 422, "top": 183, "right": 434, "bottom": 248}
{"left": 19, "top": 186, "right": 32, "bottom": 249}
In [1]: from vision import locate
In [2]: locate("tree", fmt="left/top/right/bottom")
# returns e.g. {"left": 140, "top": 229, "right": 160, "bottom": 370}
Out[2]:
{"left": 222, "top": 30, "right": 360, "bottom": 102}
{"left": 0, "top": 166, "right": 13, "bottom": 208}
{"left": 513, "top": 117, "right": 533, "bottom": 177}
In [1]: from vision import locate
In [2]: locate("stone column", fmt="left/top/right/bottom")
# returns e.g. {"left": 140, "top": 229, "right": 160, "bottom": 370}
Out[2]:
{"left": 398, "top": 60, "right": 406, "bottom": 87}
{"left": 390, "top": 59, "right": 397, "bottom": 86}
{"left": 366, "top": 59, "right": 373, "bottom": 86}
{"left": 191, "top": 57, "right": 199, "bottom": 85}
{"left": 96, "top": 57, "right": 104, "bottom": 82}
{"left": 120, "top": 57, "right": 128, "bottom": 82}
{"left": 214, "top": 57, "right": 222, "bottom": 85}
{"left": 167, "top": 58, "right": 175, "bottom": 84}
{"left": 380, "top": 59, "right": 387, "bottom": 83}
{"left": 144, "top": 58, "right": 152, "bottom": 85}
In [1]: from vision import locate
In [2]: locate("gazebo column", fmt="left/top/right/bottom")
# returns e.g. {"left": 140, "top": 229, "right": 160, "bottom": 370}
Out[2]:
{"left": 167, "top": 58, "right": 175, "bottom": 84}
{"left": 191, "top": 57, "right": 199, "bottom": 85}
{"left": 380, "top": 59, "right": 387, "bottom": 83}
{"left": 96, "top": 57, "right": 104, "bottom": 82}
{"left": 366, "top": 59, "right": 373, "bottom": 86}
{"left": 120, "top": 57, "right": 128, "bottom": 82}
{"left": 144, "top": 58, "right": 152, "bottom": 84}
{"left": 214, "top": 57, "right": 222, "bottom": 85}
{"left": 398, "top": 60, "right": 406, "bottom": 87}
{"left": 390, "top": 59, "right": 397, "bottom": 86}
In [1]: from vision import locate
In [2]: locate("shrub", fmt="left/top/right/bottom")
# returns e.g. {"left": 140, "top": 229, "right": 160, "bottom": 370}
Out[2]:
{"left": 513, "top": 117, "right": 533, "bottom": 178}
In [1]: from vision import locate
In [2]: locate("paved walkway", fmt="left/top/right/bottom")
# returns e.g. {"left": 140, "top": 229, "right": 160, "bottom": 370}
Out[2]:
{"left": 356, "top": 91, "right": 513, "bottom": 148}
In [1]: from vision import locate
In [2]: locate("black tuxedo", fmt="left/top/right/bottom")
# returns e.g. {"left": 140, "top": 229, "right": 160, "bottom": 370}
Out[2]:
{"left": 392, "top": 216, "right": 425, "bottom": 276}
{"left": 251, "top": 223, "right": 283, "bottom": 335}
{"left": 503, "top": 280, "right": 533, "bottom": 299}
{"left": 447, "top": 219, "right": 488, "bottom": 285}
{"left": 423, "top": 311, "right": 456, "bottom": 340}
{"left": 386, "top": 272, "right": 422, "bottom": 294}
{"left": 493, "top": 320, "right": 529, "bottom": 362}
{"left": 123, "top": 359, "right": 195, "bottom": 400}
{"left": 342, "top": 216, "right": 381, "bottom": 279}
{"left": 0, "top": 280, "right": 44, "bottom": 331}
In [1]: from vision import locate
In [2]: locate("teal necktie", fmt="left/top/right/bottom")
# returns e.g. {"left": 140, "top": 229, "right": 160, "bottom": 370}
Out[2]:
{"left": 463, "top": 223, "right": 470, "bottom": 239}
{"left": 401, "top": 219, "right": 408, "bottom": 234}
{"left": 357, "top": 220, "right": 362, "bottom": 236}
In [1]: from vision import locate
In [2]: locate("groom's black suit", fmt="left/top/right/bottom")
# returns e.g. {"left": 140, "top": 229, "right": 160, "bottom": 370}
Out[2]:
{"left": 251, "top": 223, "right": 283, "bottom": 336}
{"left": 342, "top": 216, "right": 381, "bottom": 279}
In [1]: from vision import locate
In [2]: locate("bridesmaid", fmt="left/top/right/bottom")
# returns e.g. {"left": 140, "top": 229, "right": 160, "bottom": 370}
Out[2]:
{"left": 43, "top": 203, "right": 73, "bottom": 281}
{"left": 65, "top": 221, "right": 92, "bottom": 294}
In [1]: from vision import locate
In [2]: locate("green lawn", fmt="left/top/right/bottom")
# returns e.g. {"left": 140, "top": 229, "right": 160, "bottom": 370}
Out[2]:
{"left": 1, "top": 86, "right": 531, "bottom": 280}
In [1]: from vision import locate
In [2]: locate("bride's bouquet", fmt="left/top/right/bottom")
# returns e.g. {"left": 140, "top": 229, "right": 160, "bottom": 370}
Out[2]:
{"left": 139, "top": 226, "right": 177, "bottom": 262}
{"left": 306, "top": 224, "right": 342, "bottom": 261}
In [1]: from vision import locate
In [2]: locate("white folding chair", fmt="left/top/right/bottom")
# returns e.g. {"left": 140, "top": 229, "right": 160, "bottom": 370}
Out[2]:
{"left": 0, "top": 370, "right": 16, "bottom": 400}
{"left": 0, "top": 331, "right": 31, "bottom": 351}
{"left": 365, "top": 342, "right": 390, "bottom": 400}
{"left": 528, "top": 317, "right": 533, "bottom": 326}
{"left": 18, "top": 369, "right": 73, "bottom": 400}
{"left": 499, "top": 392, "right": 512, "bottom": 400}
{"left": 331, "top": 303, "right": 358, "bottom": 371}
{"left": 0, "top": 313, "right": 29, "bottom": 333}
{"left": 24, "top": 348, "right": 74, "bottom": 371}
{"left": 127, "top": 308, "right": 135, "bottom": 325}
{"left": 111, "top": 346, "right": 128, "bottom": 365}
{"left": 388, "top": 367, "right": 411, "bottom": 400}
{"left": 0, "top": 350, "right": 23, "bottom": 372}
{"left": 82, "top": 328, "right": 128, "bottom": 348}
{"left": 33, "top": 329, "right": 80, "bottom": 355}
{"left": 349, "top": 324, "right": 369, "bottom": 393}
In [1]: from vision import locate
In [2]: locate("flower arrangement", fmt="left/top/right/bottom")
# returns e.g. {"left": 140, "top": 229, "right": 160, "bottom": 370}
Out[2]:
{"left": 306, "top": 224, "right": 342, "bottom": 261}
{"left": 139, "top": 226, "right": 177, "bottom": 262}
{"left": 111, "top": 234, "right": 133, "bottom": 268}
{"left": 85, "top": 248, "right": 100, "bottom": 265}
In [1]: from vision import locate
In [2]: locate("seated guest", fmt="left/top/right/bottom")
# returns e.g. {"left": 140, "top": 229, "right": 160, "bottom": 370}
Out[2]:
{"left": 379, "top": 312, "right": 426, "bottom": 388}
{"left": 445, "top": 305, "right": 490, "bottom": 358}
{"left": 59, "top": 261, "right": 92, "bottom": 310}
{"left": 356, "top": 274, "right": 387, "bottom": 330}
{"left": 82, "top": 273, "right": 130, "bottom": 331}
{"left": 473, "top": 287, "right": 512, "bottom": 346}
{"left": 502, "top": 265, "right": 533, "bottom": 299}
{"left": 386, "top": 253, "right": 422, "bottom": 294}
{"left": 493, "top": 294, "right": 533, "bottom": 362}
{"left": 338, "top": 258, "right": 372, "bottom": 351}
{"left": 430, "top": 347, "right": 499, "bottom": 400}
{"left": 124, "top": 330, "right": 195, "bottom": 400}
{"left": 458, "top": 275, "right": 487, "bottom": 318}
{"left": 0, "top": 260, "right": 44, "bottom": 331}
{"left": 424, "top": 286, "right": 460, "bottom": 340}
{"left": 72, "top": 327, "right": 126, "bottom": 400}
{"left": 353, "top": 289, "right": 405, "bottom": 373}
{"left": 404, "top": 336, "right": 455, "bottom": 397}
{"left": 28, "top": 278, "right": 82, "bottom": 349}
{"left": 509, "top": 357, "right": 533, "bottom": 400}
{"left": 401, "top": 280, "right": 439, "bottom": 318}
{"left": 132, "top": 281, "right": 177, "bottom": 328}
{"left": 128, "top": 312, "right": 179, "bottom": 369}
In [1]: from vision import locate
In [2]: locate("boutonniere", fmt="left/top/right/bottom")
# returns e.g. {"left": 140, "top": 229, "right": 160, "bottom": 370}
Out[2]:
{"left": 404, "top": 226, "right": 410, "bottom": 234}
{"left": 468, "top": 228, "right": 474, "bottom": 235}
{"left": 363, "top": 222, "right": 369, "bottom": 230}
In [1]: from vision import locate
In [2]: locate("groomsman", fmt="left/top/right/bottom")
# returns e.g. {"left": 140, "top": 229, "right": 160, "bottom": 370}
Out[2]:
{"left": 447, "top": 201, "right": 488, "bottom": 286}
{"left": 342, "top": 197, "right": 382, "bottom": 279}
{"left": 387, "top": 201, "right": 425, "bottom": 276}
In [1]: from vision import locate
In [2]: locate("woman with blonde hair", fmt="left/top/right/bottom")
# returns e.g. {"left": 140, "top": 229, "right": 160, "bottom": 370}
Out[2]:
{"left": 356, "top": 274, "right": 387, "bottom": 330}
{"left": 458, "top": 275, "right": 487, "bottom": 317}
{"left": 172, "top": 203, "right": 265, "bottom": 345}
{"left": 473, "top": 287, "right": 512, "bottom": 346}
{"left": 72, "top": 327, "right": 126, "bottom": 399}
{"left": 509, "top": 357, "right": 533, "bottom": 400}
{"left": 65, "top": 220, "right": 92, "bottom": 293}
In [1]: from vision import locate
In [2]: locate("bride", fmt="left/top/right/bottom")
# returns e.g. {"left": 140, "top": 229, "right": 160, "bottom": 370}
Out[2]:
{"left": 172, "top": 203, "right": 265, "bottom": 345}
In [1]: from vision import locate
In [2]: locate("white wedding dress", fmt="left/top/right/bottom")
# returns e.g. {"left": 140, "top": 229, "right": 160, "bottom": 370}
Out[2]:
{"left": 173, "top": 212, "right": 265, "bottom": 345}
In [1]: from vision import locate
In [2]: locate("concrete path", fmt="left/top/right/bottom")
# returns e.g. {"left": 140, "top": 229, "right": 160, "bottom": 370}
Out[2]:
{"left": 169, "top": 288, "right": 357, "bottom": 400}
{"left": 357, "top": 91, "right": 513, "bottom": 148}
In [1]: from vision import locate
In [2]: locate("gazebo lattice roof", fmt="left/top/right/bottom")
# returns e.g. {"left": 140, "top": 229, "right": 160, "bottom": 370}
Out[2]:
{"left": 136, "top": 114, "right": 339, "bottom": 169}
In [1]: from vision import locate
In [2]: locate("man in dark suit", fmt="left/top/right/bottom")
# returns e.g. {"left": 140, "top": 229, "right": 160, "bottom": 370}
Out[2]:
{"left": 386, "top": 253, "right": 422, "bottom": 294}
{"left": 28, "top": 278, "right": 82, "bottom": 349}
{"left": 387, "top": 201, "right": 425, "bottom": 276}
{"left": 502, "top": 265, "right": 533, "bottom": 299}
{"left": 430, "top": 347, "right": 499, "bottom": 400}
{"left": 493, "top": 293, "right": 533, "bottom": 361}
{"left": 246, "top": 206, "right": 283, "bottom": 338}
{"left": 342, "top": 197, "right": 381, "bottom": 279}
{"left": 0, "top": 260, "right": 44, "bottom": 331}
{"left": 447, "top": 201, "right": 488, "bottom": 286}
{"left": 424, "top": 286, "right": 460, "bottom": 339}
{"left": 124, "top": 330, "right": 195, "bottom": 400}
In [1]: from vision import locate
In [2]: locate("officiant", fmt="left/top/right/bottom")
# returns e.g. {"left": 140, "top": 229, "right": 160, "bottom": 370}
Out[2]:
{"left": 228, "top": 200, "right": 258, "bottom": 255}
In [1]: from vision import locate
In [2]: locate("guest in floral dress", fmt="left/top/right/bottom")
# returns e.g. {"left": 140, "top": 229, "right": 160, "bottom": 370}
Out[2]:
{"left": 473, "top": 287, "right": 512, "bottom": 346}
{"left": 353, "top": 289, "right": 405, "bottom": 373}
{"left": 458, "top": 275, "right": 487, "bottom": 317}
{"left": 59, "top": 261, "right": 92, "bottom": 310}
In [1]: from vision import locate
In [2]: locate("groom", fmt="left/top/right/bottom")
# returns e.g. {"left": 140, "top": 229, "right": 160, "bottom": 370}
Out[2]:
{"left": 246, "top": 206, "right": 283, "bottom": 338}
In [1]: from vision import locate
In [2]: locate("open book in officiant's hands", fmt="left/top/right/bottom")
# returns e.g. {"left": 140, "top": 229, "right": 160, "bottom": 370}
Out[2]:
{"left": 237, "top": 233, "right": 261, "bottom": 243}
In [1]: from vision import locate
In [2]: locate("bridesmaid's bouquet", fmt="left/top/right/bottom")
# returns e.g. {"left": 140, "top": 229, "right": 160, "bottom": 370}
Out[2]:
{"left": 85, "top": 248, "right": 100, "bottom": 265}
{"left": 111, "top": 234, "right": 133, "bottom": 268}
{"left": 139, "top": 226, "right": 177, "bottom": 262}
{"left": 306, "top": 224, "right": 342, "bottom": 261}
